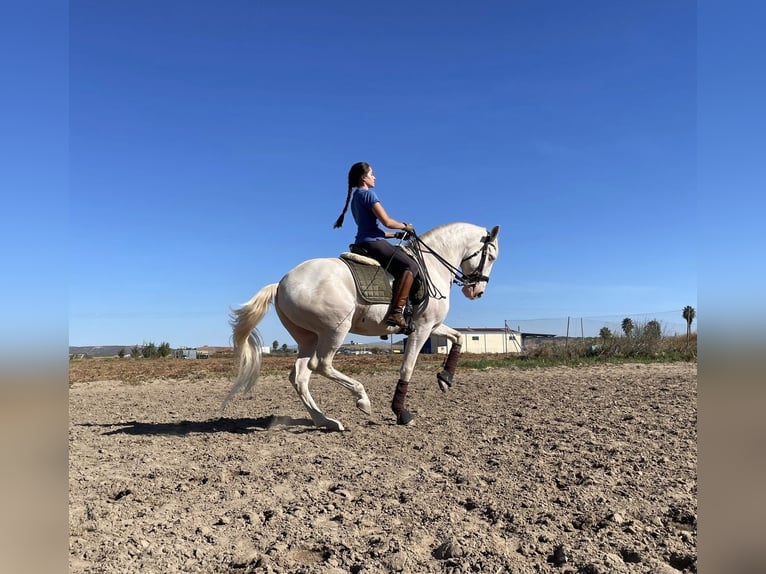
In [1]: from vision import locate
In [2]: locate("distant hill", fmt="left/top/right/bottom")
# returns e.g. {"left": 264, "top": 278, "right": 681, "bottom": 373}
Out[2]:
{"left": 69, "top": 345, "right": 237, "bottom": 358}
{"left": 70, "top": 340, "right": 404, "bottom": 358}
{"left": 69, "top": 346, "right": 133, "bottom": 358}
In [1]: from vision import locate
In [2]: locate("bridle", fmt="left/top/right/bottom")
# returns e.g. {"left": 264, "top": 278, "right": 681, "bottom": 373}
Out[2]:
{"left": 457, "top": 233, "right": 493, "bottom": 286}
{"left": 407, "top": 230, "right": 495, "bottom": 299}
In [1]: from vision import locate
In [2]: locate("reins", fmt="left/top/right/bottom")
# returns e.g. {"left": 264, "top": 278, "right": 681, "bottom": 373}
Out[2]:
{"left": 403, "top": 230, "right": 493, "bottom": 300}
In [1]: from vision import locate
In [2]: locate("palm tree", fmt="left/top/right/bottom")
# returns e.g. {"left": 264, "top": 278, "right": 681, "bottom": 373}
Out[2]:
{"left": 621, "top": 317, "right": 634, "bottom": 338}
{"left": 682, "top": 305, "right": 696, "bottom": 342}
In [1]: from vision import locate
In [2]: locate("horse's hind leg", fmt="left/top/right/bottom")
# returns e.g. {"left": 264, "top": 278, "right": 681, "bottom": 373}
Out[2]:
{"left": 278, "top": 308, "right": 346, "bottom": 431}
{"left": 311, "top": 334, "right": 372, "bottom": 416}
{"left": 287, "top": 356, "right": 343, "bottom": 431}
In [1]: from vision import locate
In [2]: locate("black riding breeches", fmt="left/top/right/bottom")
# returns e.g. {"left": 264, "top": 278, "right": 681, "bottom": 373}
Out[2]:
{"left": 357, "top": 239, "right": 419, "bottom": 279}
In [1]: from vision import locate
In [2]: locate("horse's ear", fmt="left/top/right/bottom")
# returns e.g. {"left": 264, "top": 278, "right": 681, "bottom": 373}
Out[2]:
{"left": 489, "top": 225, "right": 500, "bottom": 240}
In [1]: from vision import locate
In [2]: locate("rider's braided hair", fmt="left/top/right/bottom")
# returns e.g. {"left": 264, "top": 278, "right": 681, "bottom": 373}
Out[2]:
{"left": 333, "top": 161, "right": 370, "bottom": 228}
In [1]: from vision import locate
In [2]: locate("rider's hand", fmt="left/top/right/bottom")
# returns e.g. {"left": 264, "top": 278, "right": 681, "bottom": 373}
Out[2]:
{"left": 402, "top": 223, "right": 416, "bottom": 236}
{"left": 393, "top": 231, "right": 407, "bottom": 239}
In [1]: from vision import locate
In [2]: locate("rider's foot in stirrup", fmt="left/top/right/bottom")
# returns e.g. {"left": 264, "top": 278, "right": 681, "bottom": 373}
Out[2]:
{"left": 385, "top": 314, "right": 407, "bottom": 330}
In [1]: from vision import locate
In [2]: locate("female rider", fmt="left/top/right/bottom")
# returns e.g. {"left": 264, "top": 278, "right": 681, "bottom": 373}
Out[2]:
{"left": 333, "top": 162, "right": 418, "bottom": 331}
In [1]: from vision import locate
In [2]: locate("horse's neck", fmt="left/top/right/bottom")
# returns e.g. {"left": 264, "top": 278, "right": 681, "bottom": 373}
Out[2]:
{"left": 421, "top": 223, "right": 480, "bottom": 285}
{"left": 424, "top": 223, "right": 479, "bottom": 264}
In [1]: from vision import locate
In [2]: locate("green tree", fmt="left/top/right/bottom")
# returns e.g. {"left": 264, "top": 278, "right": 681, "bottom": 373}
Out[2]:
{"left": 158, "top": 342, "right": 171, "bottom": 357}
{"left": 130, "top": 345, "right": 141, "bottom": 358}
{"left": 142, "top": 341, "right": 157, "bottom": 358}
{"left": 281, "top": 343, "right": 288, "bottom": 353}
{"left": 118, "top": 348, "right": 125, "bottom": 358}
{"left": 621, "top": 317, "right": 634, "bottom": 338}
{"left": 645, "top": 320, "right": 662, "bottom": 339}
{"left": 682, "top": 305, "right": 696, "bottom": 342}
{"left": 599, "top": 327, "right": 613, "bottom": 340}
{"left": 272, "top": 340, "right": 279, "bottom": 352}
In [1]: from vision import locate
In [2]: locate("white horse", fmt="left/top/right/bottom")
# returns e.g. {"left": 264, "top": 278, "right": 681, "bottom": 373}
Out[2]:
{"left": 226, "top": 222, "right": 500, "bottom": 431}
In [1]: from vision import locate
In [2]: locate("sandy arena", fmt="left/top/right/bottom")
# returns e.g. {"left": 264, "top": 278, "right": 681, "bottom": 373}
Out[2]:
{"left": 69, "top": 358, "right": 697, "bottom": 573}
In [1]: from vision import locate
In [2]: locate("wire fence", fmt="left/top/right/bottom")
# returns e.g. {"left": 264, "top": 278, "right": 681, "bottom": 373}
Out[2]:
{"left": 505, "top": 310, "right": 694, "bottom": 339}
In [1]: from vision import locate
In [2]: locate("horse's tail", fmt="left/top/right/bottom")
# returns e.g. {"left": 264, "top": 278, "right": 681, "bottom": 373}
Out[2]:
{"left": 223, "top": 283, "right": 279, "bottom": 410}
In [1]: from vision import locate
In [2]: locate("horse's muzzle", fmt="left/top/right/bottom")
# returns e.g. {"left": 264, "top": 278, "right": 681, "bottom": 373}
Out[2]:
{"left": 462, "top": 284, "right": 486, "bottom": 300}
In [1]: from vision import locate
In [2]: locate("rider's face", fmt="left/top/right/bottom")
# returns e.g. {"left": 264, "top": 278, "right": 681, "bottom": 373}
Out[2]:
{"left": 361, "top": 168, "right": 376, "bottom": 188}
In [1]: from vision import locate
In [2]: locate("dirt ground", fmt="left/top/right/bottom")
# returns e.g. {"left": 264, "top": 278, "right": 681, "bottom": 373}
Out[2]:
{"left": 69, "top": 357, "right": 697, "bottom": 573}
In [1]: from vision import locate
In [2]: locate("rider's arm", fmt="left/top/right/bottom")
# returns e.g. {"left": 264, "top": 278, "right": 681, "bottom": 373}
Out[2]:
{"left": 371, "top": 202, "right": 410, "bottom": 231}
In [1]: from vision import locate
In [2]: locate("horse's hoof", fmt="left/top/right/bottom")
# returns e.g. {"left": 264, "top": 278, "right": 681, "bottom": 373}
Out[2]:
{"left": 325, "top": 419, "right": 345, "bottom": 431}
{"left": 396, "top": 410, "right": 415, "bottom": 426}
{"left": 357, "top": 397, "right": 372, "bottom": 416}
{"left": 437, "top": 370, "right": 453, "bottom": 392}
{"left": 313, "top": 415, "right": 345, "bottom": 431}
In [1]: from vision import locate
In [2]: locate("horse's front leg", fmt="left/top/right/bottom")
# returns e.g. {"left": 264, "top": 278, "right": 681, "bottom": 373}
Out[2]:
{"left": 430, "top": 324, "right": 463, "bottom": 392}
{"left": 388, "top": 327, "right": 433, "bottom": 426}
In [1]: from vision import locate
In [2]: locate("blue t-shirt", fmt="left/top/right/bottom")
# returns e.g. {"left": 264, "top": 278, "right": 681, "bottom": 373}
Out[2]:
{"left": 351, "top": 188, "right": 386, "bottom": 244}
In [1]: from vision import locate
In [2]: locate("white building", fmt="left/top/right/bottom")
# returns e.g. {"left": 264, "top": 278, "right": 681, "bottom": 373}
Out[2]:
{"left": 426, "top": 327, "right": 524, "bottom": 354}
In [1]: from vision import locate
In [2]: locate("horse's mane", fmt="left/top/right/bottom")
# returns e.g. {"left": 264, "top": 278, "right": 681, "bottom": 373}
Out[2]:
{"left": 419, "top": 222, "right": 483, "bottom": 243}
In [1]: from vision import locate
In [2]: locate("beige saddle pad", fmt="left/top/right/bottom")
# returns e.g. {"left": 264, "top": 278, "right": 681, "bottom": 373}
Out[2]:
{"left": 339, "top": 253, "right": 393, "bottom": 304}
{"left": 339, "top": 252, "right": 426, "bottom": 305}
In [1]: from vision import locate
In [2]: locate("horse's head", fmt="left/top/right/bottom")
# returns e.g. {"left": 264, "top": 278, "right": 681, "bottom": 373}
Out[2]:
{"left": 460, "top": 225, "right": 500, "bottom": 300}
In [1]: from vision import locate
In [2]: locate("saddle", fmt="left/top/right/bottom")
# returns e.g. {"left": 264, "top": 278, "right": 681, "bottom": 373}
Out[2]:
{"left": 339, "top": 247, "right": 425, "bottom": 305}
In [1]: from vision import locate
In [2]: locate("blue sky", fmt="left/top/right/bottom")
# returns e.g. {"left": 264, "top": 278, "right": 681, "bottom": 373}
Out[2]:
{"left": 63, "top": 1, "right": 699, "bottom": 348}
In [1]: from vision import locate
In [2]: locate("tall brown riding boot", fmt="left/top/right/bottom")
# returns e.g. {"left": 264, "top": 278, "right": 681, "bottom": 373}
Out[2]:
{"left": 385, "top": 270, "right": 414, "bottom": 331}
